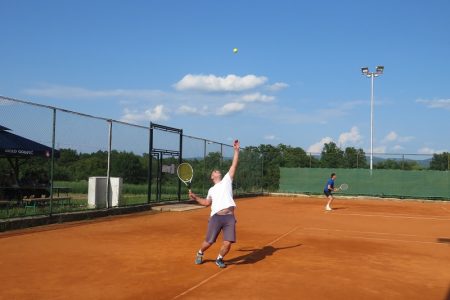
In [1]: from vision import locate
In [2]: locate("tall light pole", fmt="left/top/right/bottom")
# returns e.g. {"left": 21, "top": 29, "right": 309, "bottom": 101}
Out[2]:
{"left": 361, "top": 66, "right": 384, "bottom": 173}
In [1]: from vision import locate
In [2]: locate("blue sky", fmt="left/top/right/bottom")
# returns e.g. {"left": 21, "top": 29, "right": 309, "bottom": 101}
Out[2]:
{"left": 1, "top": 0, "right": 449, "bottom": 155}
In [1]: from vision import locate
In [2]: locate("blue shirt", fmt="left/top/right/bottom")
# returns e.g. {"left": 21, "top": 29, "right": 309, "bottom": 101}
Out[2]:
{"left": 324, "top": 178, "right": 334, "bottom": 192}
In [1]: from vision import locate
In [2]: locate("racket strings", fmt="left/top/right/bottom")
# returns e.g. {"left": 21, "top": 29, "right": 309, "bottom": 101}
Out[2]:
{"left": 178, "top": 164, "right": 193, "bottom": 181}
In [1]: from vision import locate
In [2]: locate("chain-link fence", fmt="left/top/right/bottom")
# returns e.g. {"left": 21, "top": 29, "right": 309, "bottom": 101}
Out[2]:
{"left": 278, "top": 152, "right": 450, "bottom": 199}
{"left": 0, "top": 96, "right": 263, "bottom": 220}
{"left": 280, "top": 167, "right": 450, "bottom": 199}
{"left": 280, "top": 151, "right": 450, "bottom": 171}
{"left": 1, "top": 96, "right": 448, "bottom": 222}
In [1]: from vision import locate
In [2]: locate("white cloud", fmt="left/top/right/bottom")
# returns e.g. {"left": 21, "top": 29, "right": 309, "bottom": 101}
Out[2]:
{"left": 373, "top": 146, "right": 387, "bottom": 154}
{"left": 121, "top": 105, "right": 169, "bottom": 123}
{"left": 216, "top": 102, "right": 245, "bottom": 115}
{"left": 382, "top": 131, "right": 414, "bottom": 144}
{"left": 173, "top": 74, "right": 267, "bottom": 92}
{"left": 241, "top": 93, "right": 275, "bottom": 103}
{"left": 418, "top": 147, "right": 435, "bottom": 154}
{"left": 369, "top": 131, "right": 416, "bottom": 153}
{"left": 24, "top": 85, "right": 166, "bottom": 99}
{"left": 266, "top": 82, "right": 289, "bottom": 92}
{"left": 399, "top": 136, "right": 414, "bottom": 142}
{"left": 148, "top": 105, "right": 169, "bottom": 121}
{"left": 177, "top": 105, "right": 209, "bottom": 115}
{"left": 338, "top": 126, "right": 362, "bottom": 147}
{"left": 306, "top": 128, "right": 416, "bottom": 155}
{"left": 307, "top": 137, "right": 333, "bottom": 153}
{"left": 383, "top": 131, "right": 398, "bottom": 142}
{"left": 264, "top": 134, "right": 276, "bottom": 140}
{"left": 25, "top": 76, "right": 278, "bottom": 122}
{"left": 417, "top": 98, "right": 450, "bottom": 110}
{"left": 418, "top": 147, "right": 446, "bottom": 154}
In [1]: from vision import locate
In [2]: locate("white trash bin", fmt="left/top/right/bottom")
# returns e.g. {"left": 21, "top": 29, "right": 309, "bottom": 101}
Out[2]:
{"left": 88, "top": 177, "right": 123, "bottom": 208}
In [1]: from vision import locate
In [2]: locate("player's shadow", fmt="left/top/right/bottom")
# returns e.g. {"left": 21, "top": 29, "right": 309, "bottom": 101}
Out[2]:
{"left": 445, "top": 285, "right": 450, "bottom": 300}
{"left": 437, "top": 238, "right": 450, "bottom": 244}
{"left": 331, "top": 207, "right": 347, "bottom": 211}
{"left": 227, "top": 243, "right": 302, "bottom": 265}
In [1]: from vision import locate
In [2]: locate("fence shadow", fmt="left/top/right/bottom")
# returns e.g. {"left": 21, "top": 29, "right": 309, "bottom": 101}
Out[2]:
{"left": 227, "top": 243, "right": 302, "bottom": 265}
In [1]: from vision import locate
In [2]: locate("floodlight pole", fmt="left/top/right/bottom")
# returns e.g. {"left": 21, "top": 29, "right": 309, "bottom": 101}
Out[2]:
{"left": 370, "top": 73, "right": 374, "bottom": 172}
{"left": 361, "top": 66, "right": 384, "bottom": 174}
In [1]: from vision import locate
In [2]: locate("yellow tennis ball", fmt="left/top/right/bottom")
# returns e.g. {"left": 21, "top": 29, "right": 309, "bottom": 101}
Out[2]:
{"left": 233, "top": 48, "right": 238, "bottom": 53}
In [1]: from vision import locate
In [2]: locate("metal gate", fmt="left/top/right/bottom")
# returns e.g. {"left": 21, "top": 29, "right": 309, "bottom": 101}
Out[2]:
{"left": 149, "top": 123, "right": 182, "bottom": 202}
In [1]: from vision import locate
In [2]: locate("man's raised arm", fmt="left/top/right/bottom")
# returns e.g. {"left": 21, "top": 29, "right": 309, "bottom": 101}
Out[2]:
{"left": 229, "top": 140, "right": 240, "bottom": 180}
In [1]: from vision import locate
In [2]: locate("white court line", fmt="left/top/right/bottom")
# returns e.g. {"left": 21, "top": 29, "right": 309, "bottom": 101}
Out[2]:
{"left": 172, "top": 225, "right": 301, "bottom": 300}
{"left": 441, "top": 205, "right": 450, "bottom": 213}
{"left": 266, "top": 225, "right": 301, "bottom": 246}
{"left": 303, "top": 227, "right": 431, "bottom": 238}
{"left": 301, "top": 227, "right": 448, "bottom": 245}
{"left": 331, "top": 212, "right": 450, "bottom": 221}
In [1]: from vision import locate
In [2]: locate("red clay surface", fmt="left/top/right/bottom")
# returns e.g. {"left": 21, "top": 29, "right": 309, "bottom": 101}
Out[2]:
{"left": 1, "top": 196, "right": 449, "bottom": 300}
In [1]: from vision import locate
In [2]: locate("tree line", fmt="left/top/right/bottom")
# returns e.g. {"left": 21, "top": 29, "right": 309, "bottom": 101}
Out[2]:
{"left": 1, "top": 143, "right": 448, "bottom": 191}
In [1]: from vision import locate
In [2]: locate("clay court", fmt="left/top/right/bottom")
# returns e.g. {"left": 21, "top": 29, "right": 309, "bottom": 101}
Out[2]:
{"left": 1, "top": 195, "right": 449, "bottom": 300}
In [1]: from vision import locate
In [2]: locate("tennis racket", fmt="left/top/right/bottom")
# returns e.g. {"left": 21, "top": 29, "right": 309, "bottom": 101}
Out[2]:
{"left": 336, "top": 183, "right": 349, "bottom": 192}
{"left": 177, "top": 162, "right": 193, "bottom": 189}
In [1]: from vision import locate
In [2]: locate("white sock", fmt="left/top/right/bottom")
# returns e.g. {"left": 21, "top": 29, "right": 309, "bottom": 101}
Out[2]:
{"left": 217, "top": 254, "right": 223, "bottom": 260}
{"left": 198, "top": 250, "right": 203, "bottom": 255}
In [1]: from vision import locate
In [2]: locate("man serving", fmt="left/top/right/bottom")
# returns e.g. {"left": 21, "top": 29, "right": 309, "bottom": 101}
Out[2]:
{"left": 189, "top": 139, "right": 240, "bottom": 268}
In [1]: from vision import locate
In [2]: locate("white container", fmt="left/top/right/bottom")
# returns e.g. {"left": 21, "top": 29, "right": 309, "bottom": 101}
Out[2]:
{"left": 88, "top": 177, "right": 123, "bottom": 208}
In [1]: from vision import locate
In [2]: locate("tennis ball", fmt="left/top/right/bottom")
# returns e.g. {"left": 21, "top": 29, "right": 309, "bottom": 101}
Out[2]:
{"left": 233, "top": 48, "right": 238, "bottom": 53}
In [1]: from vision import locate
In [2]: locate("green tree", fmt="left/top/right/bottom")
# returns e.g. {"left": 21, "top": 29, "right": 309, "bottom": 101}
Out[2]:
{"left": 343, "top": 147, "right": 368, "bottom": 168}
{"left": 430, "top": 152, "right": 449, "bottom": 170}
{"left": 279, "top": 144, "right": 311, "bottom": 168}
{"left": 375, "top": 159, "right": 422, "bottom": 170}
{"left": 235, "top": 147, "right": 263, "bottom": 192}
{"left": 259, "top": 144, "right": 281, "bottom": 191}
{"left": 320, "top": 142, "right": 344, "bottom": 168}
{"left": 403, "top": 160, "right": 422, "bottom": 170}
{"left": 19, "top": 157, "right": 50, "bottom": 183}
{"left": 54, "top": 148, "right": 79, "bottom": 180}
{"left": 375, "top": 159, "right": 401, "bottom": 169}
{"left": 73, "top": 151, "right": 108, "bottom": 180}
{"left": 205, "top": 152, "right": 223, "bottom": 172}
{"left": 110, "top": 151, "right": 146, "bottom": 184}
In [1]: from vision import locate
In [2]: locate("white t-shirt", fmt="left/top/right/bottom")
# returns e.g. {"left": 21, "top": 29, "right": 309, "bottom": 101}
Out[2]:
{"left": 207, "top": 172, "right": 236, "bottom": 216}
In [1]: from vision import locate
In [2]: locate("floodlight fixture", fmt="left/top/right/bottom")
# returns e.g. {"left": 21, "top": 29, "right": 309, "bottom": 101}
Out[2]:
{"left": 375, "top": 65, "right": 384, "bottom": 75}
{"left": 361, "top": 67, "right": 369, "bottom": 76}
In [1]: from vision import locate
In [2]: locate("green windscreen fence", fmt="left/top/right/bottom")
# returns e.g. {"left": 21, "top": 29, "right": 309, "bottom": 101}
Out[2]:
{"left": 279, "top": 168, "right": 450, "bottom": 200}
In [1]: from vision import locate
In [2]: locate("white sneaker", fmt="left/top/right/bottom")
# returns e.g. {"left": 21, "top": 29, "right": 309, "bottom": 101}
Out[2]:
{"left": 325, "top": 206, "right": 332, "bottom": 211}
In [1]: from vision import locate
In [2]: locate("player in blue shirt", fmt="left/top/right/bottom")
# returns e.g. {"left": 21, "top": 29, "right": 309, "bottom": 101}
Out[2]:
{"left": 324, "top": 173, "right": 337, "bottom": 211}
